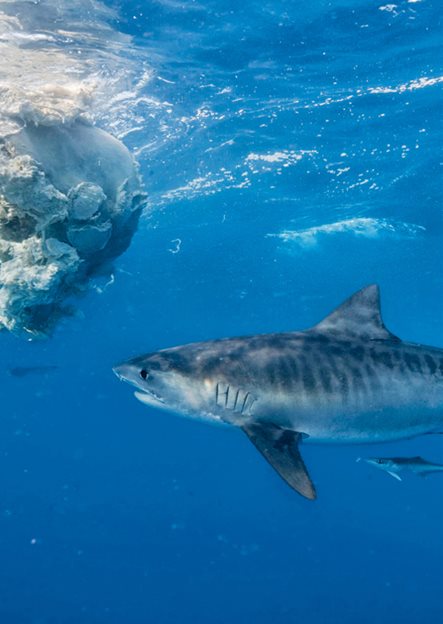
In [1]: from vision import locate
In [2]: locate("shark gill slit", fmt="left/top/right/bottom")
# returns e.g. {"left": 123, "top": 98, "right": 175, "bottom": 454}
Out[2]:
{"left": 225, "top": 385, "right": 230, "bottom": 407}
{"left": 215, "top": 383, "right": 229, "bottom": 406}
{"left": 232, "top": 388, "right": 240, "bottom": 411}
{"left": 241, "top": 392, "right": 251, "bottom": 414}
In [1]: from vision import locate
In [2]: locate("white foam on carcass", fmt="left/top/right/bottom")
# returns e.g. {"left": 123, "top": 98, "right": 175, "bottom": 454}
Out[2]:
{"left": 0, "top": 0, "right": 147, "bottom": 335}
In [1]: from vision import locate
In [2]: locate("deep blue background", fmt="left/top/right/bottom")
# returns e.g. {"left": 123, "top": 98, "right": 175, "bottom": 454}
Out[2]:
{"left": 0, "top": 1, "right": 442, "bottom": 622}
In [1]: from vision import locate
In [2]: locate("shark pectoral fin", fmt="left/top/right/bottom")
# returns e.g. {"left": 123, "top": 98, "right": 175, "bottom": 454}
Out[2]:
{"left": 387, "top": 471, "right": 402, "bottom": 481}
{"left": 242, "top": 423, "right": 316, "bottom": 500}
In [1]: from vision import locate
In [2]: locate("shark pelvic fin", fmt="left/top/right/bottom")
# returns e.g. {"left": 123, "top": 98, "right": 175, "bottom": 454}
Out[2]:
{"left": 242, "top": 423, "right": 316, "bottom": 500}
{"left": 311, "top": 284, "right": 400, "bottom": 342}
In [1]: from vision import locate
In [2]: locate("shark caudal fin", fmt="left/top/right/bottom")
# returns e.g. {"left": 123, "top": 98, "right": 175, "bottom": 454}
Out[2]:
{"left": 242, "top": 423, "right": 316, "bottom": 500}
{"left": 311, "top": 284, "right": 400, "bottom": 342}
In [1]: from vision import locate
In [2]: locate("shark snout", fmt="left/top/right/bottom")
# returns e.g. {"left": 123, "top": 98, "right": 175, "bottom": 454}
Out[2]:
{"left": 113, "top": 360, "right": 155, "bottom": 390}
{"left": 112, "top": 362, "right": 135, "bottom": 383}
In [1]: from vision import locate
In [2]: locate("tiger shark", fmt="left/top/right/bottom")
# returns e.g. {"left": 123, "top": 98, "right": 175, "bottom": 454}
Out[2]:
{"left": 113, "top": 285, "right": 443, "bottom": 500}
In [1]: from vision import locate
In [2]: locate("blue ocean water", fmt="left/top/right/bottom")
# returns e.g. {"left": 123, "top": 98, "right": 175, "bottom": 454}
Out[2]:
{"left": 0, "top": 1, "right": 442, "bottom": 622}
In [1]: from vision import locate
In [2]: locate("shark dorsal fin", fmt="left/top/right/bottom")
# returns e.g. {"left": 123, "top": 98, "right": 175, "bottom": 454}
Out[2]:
{"left": 312, "top": 284, "right": 400, "bottom": 342}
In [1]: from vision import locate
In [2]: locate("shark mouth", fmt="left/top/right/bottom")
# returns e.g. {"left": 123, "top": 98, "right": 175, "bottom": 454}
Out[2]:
{"left": 134, "top": 390, "right": 165, "bottom": 406}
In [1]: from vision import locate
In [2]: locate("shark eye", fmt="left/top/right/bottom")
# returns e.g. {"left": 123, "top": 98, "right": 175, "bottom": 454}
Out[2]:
{"left": 140, "top": 369, "right": 148, "bottom": 380}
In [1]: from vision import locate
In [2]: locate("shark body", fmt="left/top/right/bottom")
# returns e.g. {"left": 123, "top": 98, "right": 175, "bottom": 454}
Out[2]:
{"left": 113, "top": 285, "right": 443, "bottom": 499}
{"left": 363, "top": 456, "right": 443, "bottom": 481}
